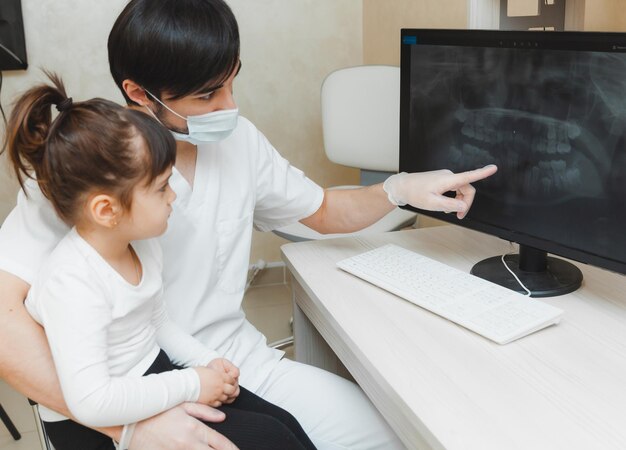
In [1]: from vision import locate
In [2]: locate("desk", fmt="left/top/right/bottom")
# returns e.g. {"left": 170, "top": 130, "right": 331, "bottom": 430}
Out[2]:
{"left": 281, "top": 226, "right": 626, "bottom": 450}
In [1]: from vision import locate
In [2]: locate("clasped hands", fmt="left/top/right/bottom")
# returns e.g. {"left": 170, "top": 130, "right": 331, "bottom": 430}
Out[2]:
{"left": 195, "top": 357, "right": 241, "bottom": 407}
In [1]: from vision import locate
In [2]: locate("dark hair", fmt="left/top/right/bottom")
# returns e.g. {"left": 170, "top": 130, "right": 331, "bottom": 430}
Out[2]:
{"left": 1, "top": 72, "right": 177, "bottom": 225}
{"left": 108, "top": 0, "right": 240, "bottom": 105}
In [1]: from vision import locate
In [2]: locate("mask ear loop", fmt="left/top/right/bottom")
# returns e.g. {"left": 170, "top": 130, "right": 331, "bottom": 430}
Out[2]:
{"left": 143, "top": 104, "right": 164, "bottom": 126}
{"left": 143, "top": 88, "right": 187, "bottom": 120}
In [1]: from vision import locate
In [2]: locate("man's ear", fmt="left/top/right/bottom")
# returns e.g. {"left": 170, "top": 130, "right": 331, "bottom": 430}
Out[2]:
{"left": 88, "top": 194, "right": 123, "bottom": 228}
{"left": 123, "top": 79, "right": 150, "bottom": 107}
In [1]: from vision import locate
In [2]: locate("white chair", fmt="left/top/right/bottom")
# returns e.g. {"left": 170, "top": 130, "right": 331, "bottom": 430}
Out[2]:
{"left": 273, "top": 65, "right": 417, "bottom": 243}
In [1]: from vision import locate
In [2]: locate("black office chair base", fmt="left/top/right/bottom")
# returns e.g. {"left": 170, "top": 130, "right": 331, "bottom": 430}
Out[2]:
{"left": 0, "top": 403, "right": 21, "bottom": 441}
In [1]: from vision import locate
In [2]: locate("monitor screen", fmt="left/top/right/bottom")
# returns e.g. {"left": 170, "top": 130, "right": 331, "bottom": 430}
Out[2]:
{"left": 400, "top": 29, "right": 626, "bottom": 290}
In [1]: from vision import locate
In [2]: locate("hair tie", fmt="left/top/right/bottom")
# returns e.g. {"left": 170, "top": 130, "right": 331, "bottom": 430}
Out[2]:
{"left": 56, "top": 97, "right": 73, "bottom": 112}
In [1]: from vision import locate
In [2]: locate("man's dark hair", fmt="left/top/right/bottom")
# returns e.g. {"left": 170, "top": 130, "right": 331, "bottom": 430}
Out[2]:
{"left": 108, "top": 0, "right": 240, "bottom": 105}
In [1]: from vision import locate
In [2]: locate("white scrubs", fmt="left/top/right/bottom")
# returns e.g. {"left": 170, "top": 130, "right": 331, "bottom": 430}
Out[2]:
{"left": 0, "top": 117, "right": 404, "bottom": 449}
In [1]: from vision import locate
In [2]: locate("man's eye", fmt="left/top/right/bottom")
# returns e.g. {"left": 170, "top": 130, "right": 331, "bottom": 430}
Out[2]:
{"left": 199, "top": 92, "right": 215, "bottom": 101}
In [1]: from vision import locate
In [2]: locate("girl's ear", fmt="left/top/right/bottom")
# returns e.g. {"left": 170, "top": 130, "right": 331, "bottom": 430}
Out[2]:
{"left": 87, "top": 194, "right": 123, "bottom": 228}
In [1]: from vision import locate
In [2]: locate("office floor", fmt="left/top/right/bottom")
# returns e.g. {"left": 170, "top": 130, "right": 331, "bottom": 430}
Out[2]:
{"left": 0, "top": 269, "right": 293, "bottom": 450}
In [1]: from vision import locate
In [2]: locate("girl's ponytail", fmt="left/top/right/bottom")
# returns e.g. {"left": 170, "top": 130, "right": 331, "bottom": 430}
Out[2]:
{"left": 1, "top": 72, "right": 176, "bottom": 226}
{"left": 3, "top": 72, "right": 68, "bottom": 195}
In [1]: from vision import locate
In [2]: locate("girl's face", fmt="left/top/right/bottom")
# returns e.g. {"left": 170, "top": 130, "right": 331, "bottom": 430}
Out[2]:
{"left": 124, "top": 168, "right": 176, "bottom": 240}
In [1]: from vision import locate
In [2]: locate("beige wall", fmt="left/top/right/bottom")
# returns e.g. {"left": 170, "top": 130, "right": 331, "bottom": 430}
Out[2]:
{"left": 582, "top": 0, "right": 626, "bottom": 31}
{"left": 0, "top": 0, "right": 362, "bottom": 264}
{"left": 363, "top": 0, "right": 468, "bottom": 66}
{"left": 230, "top": 0, "right": 362, "bottom": 263}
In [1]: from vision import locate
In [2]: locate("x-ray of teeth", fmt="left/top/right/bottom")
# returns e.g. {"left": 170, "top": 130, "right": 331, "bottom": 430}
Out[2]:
{"left": 404, "top": 43, "right": 626, "bottom": 264}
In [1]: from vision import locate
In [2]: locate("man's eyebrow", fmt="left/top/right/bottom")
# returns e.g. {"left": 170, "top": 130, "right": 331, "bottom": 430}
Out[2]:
{"left": 194, "top": 84, "right": 223, "bottom": 96}
{"left": 194, "top": 61, "right": 242, "bottom": 96}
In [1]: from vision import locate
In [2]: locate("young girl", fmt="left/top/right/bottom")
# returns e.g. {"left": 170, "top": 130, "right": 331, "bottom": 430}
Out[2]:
{"left": 4, "top": 74, "right": 316, "bottom": 450}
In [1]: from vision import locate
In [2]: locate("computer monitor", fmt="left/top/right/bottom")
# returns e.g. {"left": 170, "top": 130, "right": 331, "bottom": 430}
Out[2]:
{"left": 0, "top": 0, "right": 27, "bottom": 71}
{"left": 399, "top": 29, "right": 626, "bottom": 297}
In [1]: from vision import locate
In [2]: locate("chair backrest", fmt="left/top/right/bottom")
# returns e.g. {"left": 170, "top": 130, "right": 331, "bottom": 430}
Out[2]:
{"left": 321, "top": 65, "right": 400, "bottom": 172}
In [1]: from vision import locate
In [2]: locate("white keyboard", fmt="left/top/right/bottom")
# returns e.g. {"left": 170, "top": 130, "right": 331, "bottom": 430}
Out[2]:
{"left": 337, "top": 244, "right": 563, "bottom": 344}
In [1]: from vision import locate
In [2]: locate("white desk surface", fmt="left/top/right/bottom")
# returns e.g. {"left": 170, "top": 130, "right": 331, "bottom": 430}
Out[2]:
{"left": 281, "top": 225, "right": 626, "bottom": 450}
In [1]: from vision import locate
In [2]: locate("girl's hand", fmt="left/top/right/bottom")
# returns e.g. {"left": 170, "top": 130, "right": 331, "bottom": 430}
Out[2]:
{"left": 207, "top": 358, "right": 240, "bottom": 404}
{"left": 194, "top": 366, "right": 238, "bottom": 407}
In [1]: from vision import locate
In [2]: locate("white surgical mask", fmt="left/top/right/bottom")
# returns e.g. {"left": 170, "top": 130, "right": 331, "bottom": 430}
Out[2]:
{"left": 145, "top": 90, "right": 239, "bottom": 145}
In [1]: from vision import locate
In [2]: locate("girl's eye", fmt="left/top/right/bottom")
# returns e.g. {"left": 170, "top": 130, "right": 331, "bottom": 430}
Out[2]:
{"left": 199, "top": 92, "right": 215, "bottom": 101}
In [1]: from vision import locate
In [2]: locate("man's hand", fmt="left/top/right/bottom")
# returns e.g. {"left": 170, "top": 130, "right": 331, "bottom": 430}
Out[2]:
{"left": 383, "top": 164, "right": 498, "bottom": 219}
{"left": 129, "top": 403, "right": 238, "bottom": 450}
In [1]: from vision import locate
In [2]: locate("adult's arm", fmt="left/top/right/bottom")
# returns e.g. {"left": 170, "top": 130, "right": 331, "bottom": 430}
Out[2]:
{"left": 0, "top": 270, "right": 122, "bottom": 437}
{"left": 301, "top": 165, "right": 498, "bottom": 234}
{"left": 0, "top": 270, "right": 68, "bottom": 414}
{"left": 0, "top": 270, "right": 235, "bottom": 448}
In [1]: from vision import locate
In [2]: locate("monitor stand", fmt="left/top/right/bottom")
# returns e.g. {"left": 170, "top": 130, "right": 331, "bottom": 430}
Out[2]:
{"left": 470, "top": 245, "right": 582, "bottom": 297}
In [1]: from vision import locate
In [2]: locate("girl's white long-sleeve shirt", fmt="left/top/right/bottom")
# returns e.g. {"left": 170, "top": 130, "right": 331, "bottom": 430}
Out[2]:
{"left": 25, "top": 228, "right": 219, "bottom": 427}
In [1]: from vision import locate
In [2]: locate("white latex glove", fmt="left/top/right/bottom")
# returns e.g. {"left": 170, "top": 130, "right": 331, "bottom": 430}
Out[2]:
{"left": 383, "top": 165, "right": 498, "bottom": 219}
{"left": 128, "top": 403, "right": 238, "bottom": 450}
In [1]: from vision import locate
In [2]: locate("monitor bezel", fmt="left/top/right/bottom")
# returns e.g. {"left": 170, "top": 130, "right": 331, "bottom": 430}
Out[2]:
{"left": 399, "top": 28, "right": 626, "bottom": 276}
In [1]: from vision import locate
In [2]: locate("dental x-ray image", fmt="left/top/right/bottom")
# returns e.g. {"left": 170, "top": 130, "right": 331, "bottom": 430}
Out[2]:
{"left": 404, "top": 43, "right": 626, "bottom": 266}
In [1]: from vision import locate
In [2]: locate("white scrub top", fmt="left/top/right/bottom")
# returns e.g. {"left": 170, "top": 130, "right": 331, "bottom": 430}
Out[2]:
{"left": 0, "top": 116, "right": 324, "bottom": 391}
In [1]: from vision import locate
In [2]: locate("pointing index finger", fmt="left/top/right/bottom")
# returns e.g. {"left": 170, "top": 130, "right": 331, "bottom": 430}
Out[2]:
{"left": 457, "top": 164, "right": 498, "bottom": 185}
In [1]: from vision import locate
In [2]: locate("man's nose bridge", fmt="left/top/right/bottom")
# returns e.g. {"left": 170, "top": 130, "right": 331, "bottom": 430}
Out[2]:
{"left": 217, "top": 88, "right": 237, "bottom": 110}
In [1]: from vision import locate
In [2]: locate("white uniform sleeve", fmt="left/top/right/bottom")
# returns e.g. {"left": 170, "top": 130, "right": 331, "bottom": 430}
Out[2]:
{"left": 36, "top": 265, "right": 201, "bottom": 427}
{"left": 251, "top": 128, "right": 325, "bottom": 232}
{"left": 0, "top": 180, "right": 68, "bottom": 284}
{"left": 152, "top": 297, "right": 219, "bottom": 367}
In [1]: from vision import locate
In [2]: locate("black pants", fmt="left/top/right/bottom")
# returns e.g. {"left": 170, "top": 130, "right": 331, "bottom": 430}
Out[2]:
{"left": 44, "top": 351, "right": 317, "bottom": 450}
